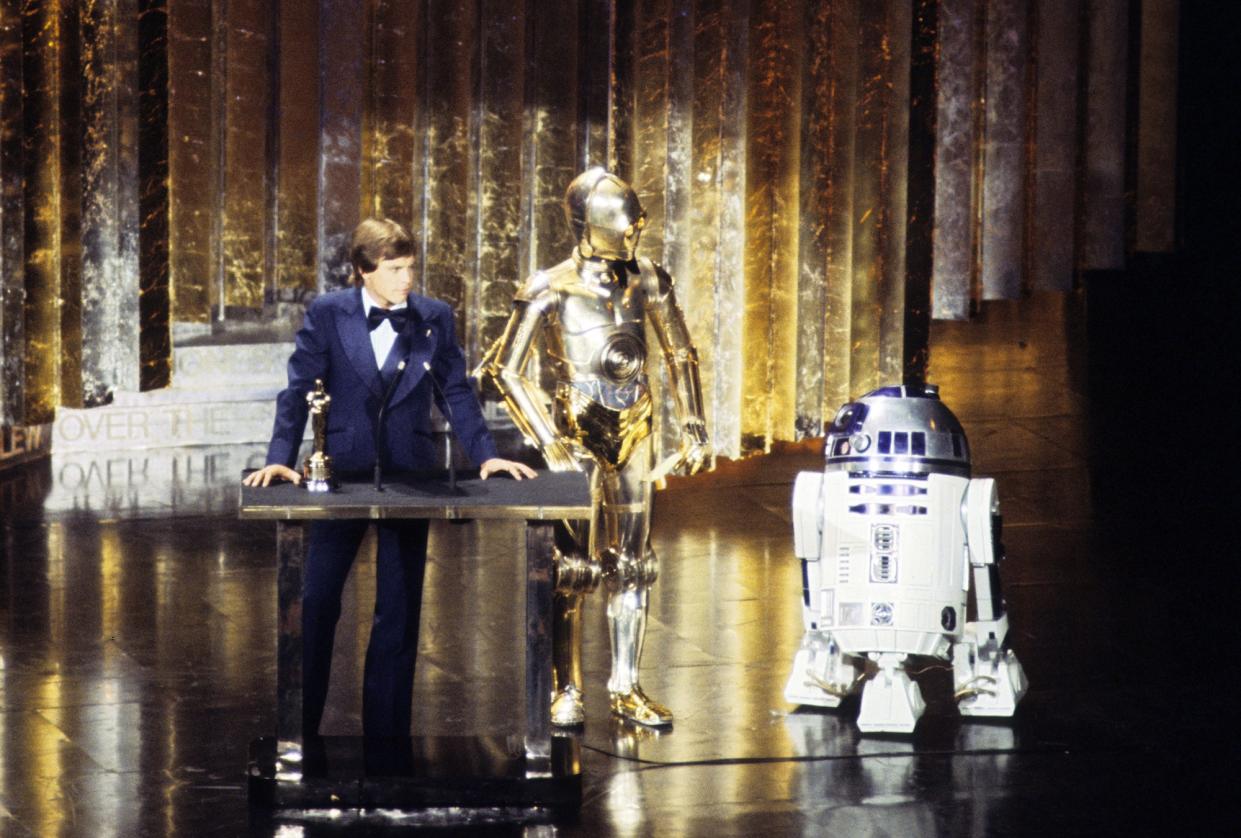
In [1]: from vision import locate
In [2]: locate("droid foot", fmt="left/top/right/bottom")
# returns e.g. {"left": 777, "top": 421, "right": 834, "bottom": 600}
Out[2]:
{"left": 550, "top": 685, "right": 585, "bottom": 727}
{"left": 856, "top": 653, "right": 925, "bottom": 734}
{"left": 784, "top": 632, "right": 863, "bottom": 708}
{"left": 952, "top": 619, "right": 1028, "bottom": 718}
{"left": 953, "top": 642, "right": 1027, "bottom": 718}
{"left": 609, "top": 687, "right": 673, "bottom": 727}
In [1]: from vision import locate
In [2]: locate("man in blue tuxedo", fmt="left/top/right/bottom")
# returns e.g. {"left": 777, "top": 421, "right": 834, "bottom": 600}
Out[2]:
{"left": 243, "top": 218, "right": 535, "bottom": 737}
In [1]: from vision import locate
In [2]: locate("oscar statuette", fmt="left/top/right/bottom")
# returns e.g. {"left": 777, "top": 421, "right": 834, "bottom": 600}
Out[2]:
{"left": 302, "top": 380, "right": 336, "bottom": 492}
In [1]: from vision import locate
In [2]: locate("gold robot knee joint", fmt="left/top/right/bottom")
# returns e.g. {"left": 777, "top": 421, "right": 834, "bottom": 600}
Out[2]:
{"left": 602, "top": 549, "right": 659, "bottom": 592}
{"left": 554, "top": 548, "right": 602, "bottom": 595}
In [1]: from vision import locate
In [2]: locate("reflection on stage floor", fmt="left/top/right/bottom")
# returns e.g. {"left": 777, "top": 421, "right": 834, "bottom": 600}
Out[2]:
{"left": 0, "top": 291, "right": 1231, "bottom": 836}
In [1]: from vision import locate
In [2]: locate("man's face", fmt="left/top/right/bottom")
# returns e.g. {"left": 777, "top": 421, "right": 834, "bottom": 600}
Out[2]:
{"left": 360, "top": 256, "right": 415, "bottom": 308}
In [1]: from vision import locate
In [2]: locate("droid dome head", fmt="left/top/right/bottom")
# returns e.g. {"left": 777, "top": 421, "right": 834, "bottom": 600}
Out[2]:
{"left": 824, "top": 384, "right": 970, "bottom": 478}
{"left": 564, "top": 167, "right": 647, "bottom": 262}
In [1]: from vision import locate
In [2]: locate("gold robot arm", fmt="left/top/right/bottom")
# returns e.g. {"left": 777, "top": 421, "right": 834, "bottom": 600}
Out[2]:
{"left": 477, "top": 288, "right": 581, "bottom": 472}
{"left": 644, "top": 261, "right": 711, "bottom": 475}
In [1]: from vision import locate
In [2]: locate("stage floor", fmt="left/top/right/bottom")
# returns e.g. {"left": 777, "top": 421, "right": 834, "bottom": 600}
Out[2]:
{"left": 1, "top": 290, "right": 1233, "bottom": 836}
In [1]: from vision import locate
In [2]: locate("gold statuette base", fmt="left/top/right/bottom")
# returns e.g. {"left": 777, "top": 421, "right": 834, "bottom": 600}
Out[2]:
{"left": 302, "top": 453, "right": 336, "bottom": 493}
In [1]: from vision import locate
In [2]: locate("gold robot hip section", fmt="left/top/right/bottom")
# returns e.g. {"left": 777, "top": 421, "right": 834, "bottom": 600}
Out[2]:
{"left": 555, "top": 383, "right": 652, "bottom": 470}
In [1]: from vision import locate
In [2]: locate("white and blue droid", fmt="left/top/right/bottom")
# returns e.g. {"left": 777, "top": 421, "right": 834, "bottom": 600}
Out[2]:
{"left": 784, "top": 384, "right": 1027, "bottom": 733}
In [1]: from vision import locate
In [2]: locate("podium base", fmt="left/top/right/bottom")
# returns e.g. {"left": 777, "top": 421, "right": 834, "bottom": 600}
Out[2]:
{"left": 248, "top": 734, "right": 581, "bottom": 819}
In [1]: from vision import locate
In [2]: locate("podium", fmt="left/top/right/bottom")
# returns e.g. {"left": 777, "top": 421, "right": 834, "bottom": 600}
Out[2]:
{"left": 239, "top": 470, "right": 591, "bottom": 815}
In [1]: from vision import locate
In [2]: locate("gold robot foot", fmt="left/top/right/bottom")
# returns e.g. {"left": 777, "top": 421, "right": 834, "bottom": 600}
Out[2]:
{"left": 609, "top": 687, "right": 673, "bottom": 728}
{"left": 550, "top": 685, "right": 586, "bottom": 727}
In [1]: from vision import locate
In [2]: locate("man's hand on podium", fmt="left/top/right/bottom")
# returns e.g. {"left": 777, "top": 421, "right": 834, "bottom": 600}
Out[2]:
{"left": 243, "top": 464, "right": 302, "bottom": 487}
{"left": 480, "top": 458, "right": 538, "bottom": 481}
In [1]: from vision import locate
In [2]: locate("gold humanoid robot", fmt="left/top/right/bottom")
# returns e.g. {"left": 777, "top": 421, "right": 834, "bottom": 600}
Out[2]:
{"left": 478, "top": 168, "right": 710, "bottom": 727}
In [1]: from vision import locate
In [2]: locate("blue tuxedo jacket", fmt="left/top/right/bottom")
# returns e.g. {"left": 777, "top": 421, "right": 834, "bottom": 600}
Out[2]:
{"left": 266, "top": 287, "right": 498, "bottom": 474}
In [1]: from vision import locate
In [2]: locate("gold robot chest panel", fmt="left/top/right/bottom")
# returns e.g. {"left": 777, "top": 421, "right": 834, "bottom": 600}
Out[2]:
{"left": 554, "top": 285, "right": 648, "bottom": 386}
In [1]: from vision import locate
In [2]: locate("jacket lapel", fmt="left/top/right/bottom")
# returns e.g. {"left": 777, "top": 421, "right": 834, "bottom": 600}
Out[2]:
{"left": 336, "top": 287, "right": 386, "bottom": 400}
{"left": 388, "top": 295, "right": 436, "bottom": 409}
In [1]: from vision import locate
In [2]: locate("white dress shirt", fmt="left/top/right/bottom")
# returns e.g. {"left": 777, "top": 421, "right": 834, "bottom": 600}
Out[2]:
{"left": 360, "top": 287, "right": 408, "bottom": 369}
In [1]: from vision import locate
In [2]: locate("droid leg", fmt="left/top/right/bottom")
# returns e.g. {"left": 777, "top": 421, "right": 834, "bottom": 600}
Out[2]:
{"left": 784, "top": 470, "right": 865, "bottom": 708}
{"left": 952, "top": 612, "right": 1028, "bottom": 718}
{"left": 784, "top": 630, "right": 864, "bottom": 708}
{"left": 550, "top": 479, "right": 601, "bottom": 727}
{"left": 600, "top": 440, "right": 672, "bottom": 727}
{"left": 856, "top": 653, "right": 926, "bottom": 734}
{"left": 956, "top": 478, "right": 1028, "bottom": 717}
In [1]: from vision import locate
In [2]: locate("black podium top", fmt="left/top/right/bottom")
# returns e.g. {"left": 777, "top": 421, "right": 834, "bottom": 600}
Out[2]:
{"left": 238, "top": 470, "right": 591, "bottom": 521}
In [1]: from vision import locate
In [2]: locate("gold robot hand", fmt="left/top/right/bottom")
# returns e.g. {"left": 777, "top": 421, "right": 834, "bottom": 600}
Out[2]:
{"left": 677, "top": 420, "right": 712, "bottom": 476}
{"left": 541, "top": 437, "right": 585, "bottom": 472}
{"left": 647, "top": 422, "right": 711, "bottom": 483}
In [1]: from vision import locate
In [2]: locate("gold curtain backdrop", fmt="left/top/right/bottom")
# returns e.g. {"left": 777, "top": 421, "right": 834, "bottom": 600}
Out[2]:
{"left": 0, "top": 0, "right": 1179, "bottom": 460}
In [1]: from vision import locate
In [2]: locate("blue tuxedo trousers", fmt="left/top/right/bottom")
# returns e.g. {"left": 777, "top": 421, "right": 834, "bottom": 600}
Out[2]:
{"left": 302, "top": 518, "right": 430, "bottom": 737}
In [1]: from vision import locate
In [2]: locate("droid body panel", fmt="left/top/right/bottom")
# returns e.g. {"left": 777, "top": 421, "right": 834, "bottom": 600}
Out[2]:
{"left": 785, "top": 385, "right": 1027, "bottom": 733}
{"left": 478, "top": 169, "right": 709, "bottom": 728}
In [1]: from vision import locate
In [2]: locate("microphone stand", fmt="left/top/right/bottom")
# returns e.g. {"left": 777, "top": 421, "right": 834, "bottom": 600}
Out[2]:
{"left": 421, "top": 361, "right": 457, "bottom": 493}
{"left": 373, "top": 360, "right": 407, "bottom": 492}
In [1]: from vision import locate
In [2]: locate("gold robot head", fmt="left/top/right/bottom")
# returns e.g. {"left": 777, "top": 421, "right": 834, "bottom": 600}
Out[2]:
{"left": 564, "top": 168, "right": 646, "bottom": 262}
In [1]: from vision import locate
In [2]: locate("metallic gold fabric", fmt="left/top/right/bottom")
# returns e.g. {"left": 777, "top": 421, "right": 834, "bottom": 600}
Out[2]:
{"left": 137, "top": 0, "right": 170, "bottom": 391}
{"left": 470, "top": 0, "right": 527, "bottom": 365}
{"left": 167, "top": 0, "right": 213, "bottom": 323}
{"left": 318, "top": 0, "right": 365, "bottom": 291}
{"left": 848, "top": 0, "right": 910, "bottom": 398}
{"left": 220, "top": 0, "right": 271, "bottom": 311}
{"left": 631, "top": 0, "right": 674, "bottom": 456}
{"left": 578, "top": 0, "right": 616, "bottom": 172}
{"left": 363, "top": 0, "right": 416, "bottom": 228}
{"left": 681, "top": 0, "right": 748, "bottom": 457}
{"left": 743, "top": 0, "right": 800, "bottom": 452}
{"left": 416, "top": 2, "right": 475, "bottom": 333}
{"left": 1, "top": 0, "right": 25, "bottom": 425}
{"left": 794, "top": 0, "right": 834, "bottom": 438}
{"left": 275, "top": 0, "right": 320, "bottom": 294}
{"left": 0, "top": 0, "right": 1181, "bottom": 462}
{"left": 521, "top": 0, "right": 580, "bottom": 278}
{"left": 816, "top": 0, "right": 860, "bottom": 427}
{"left": 81, "top": 0, "right": 141, "bottom": 403}
{"left": 21, "top": 0, "right": 79, "bottom": 422}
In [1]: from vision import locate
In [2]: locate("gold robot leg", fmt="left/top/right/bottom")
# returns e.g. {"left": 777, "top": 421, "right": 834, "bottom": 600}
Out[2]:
{"left": 551, "top": 588, "right": 586, "bottom": 727}
{"left": 599, "top": 436, "right": 671, "bottom": 727}
{"left": 550, "top": 470, "right": 602, "bottom": 728}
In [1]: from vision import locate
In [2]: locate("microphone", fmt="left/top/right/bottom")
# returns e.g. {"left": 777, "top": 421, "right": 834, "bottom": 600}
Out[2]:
{"left": 421, "top": 361, "right": 457, "bottom": 492}
{"left": 373, "top": 360, "right": 408, "bottom": 492}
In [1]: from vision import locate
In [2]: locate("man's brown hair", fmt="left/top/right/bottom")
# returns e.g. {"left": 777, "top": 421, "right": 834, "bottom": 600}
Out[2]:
{"left": 350, "top": 218, "right": 415, "bottom": 283}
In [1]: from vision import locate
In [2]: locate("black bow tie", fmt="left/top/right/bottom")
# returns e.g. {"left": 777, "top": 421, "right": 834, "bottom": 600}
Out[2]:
{"left": 367, "top": 307, "right": 410, "bottom": 333}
